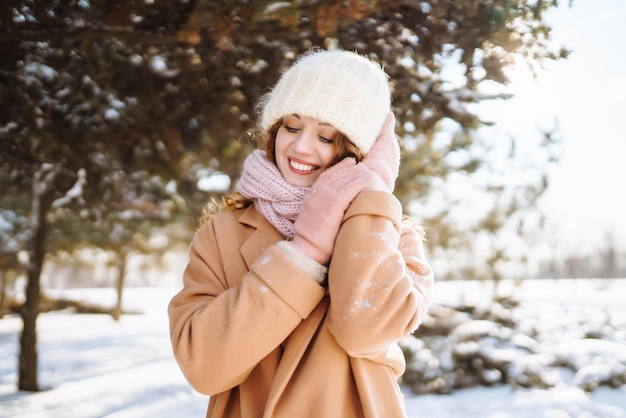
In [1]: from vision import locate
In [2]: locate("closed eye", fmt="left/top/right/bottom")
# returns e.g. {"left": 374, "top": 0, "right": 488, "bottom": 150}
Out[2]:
{"left": 283, "top": 122, "right": 333, "bottom": 144}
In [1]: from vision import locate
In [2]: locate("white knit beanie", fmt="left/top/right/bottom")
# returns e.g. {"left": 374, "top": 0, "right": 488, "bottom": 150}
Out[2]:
{"left": 260, "top": 49, "right": 391, "bottom": 155}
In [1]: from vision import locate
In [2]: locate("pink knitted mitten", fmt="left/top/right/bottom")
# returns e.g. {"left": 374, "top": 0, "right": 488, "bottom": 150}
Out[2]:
{"left": 362, "top": 112, "right": 400, "bottom": 192}
{"left": 291, "top": 158, "right": 377, "bottom": 265}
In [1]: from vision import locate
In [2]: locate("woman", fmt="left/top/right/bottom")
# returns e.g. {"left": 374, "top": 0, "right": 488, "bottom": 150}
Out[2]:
{"left": 168, "top": 49, "right": 434, "bottom": 418}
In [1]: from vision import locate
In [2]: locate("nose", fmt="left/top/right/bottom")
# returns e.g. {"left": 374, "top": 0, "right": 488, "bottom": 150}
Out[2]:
{"left": 292, "top": 129, "right": 315, "bottom": 154}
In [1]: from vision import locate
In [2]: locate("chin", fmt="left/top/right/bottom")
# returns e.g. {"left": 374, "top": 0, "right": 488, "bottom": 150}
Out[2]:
{"left": 285, "top": 175, "right": 316, "bottom": 188}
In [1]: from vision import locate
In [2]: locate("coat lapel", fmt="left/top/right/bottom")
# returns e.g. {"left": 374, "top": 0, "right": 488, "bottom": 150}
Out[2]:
{"left": 234, "top": 205, "right": 329, "bottom": 416}
{"left": 238, "top": 205, "right": 284, "bottom": 269}
{"left": 263, "top": 297, "right": 329, "bottom": 417}
{"left": 236, "top": 205, "right": 330, "bottom": 416}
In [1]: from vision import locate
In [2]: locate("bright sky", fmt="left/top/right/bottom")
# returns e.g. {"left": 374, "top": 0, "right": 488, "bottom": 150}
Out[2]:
{"left": 491, "top": 0, "right": 626, "bottom": 254}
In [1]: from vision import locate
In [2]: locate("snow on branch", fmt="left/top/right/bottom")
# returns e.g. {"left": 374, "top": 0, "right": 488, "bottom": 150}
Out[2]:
{"left": 52, "top": 168, "right": 87, "bottom": 209}
{"left": 33, "top": 163, "right": 63, "bottom": 197}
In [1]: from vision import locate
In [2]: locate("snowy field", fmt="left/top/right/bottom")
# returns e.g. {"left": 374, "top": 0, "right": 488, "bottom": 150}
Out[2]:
{"left": 1, "top": 279, "right": 625, "bottom": 417}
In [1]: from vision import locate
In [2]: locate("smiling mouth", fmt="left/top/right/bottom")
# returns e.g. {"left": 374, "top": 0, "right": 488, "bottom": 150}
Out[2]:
{"left": 289, "top": 159, "right": 317, "bottom": 172}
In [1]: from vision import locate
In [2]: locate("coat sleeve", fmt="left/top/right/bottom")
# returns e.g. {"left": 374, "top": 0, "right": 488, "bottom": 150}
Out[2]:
{"left": 168, "top": 216, "right": 326, "bottom": 395}
{"left": 326, "top": 190, "right": 433, "bottom": 361}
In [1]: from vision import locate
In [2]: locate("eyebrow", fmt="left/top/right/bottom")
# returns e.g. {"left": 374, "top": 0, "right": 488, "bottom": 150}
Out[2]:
{"left": 291, "top": 114, "right": 332, "bottom": 127}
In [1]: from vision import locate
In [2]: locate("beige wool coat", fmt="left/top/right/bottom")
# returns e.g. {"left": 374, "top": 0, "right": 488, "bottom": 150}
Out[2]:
{"left": 168, "top": 190, "right": 434, "bottom": 418}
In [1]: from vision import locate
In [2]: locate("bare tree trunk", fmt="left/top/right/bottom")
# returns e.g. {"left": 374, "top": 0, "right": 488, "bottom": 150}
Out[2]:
{"left": 0, "top": 269, "right": 7, "bottom": 319}
{"left": 19, "top": 193, "right": 47, "bottom": 391}
{"left": 112, "top": 251, "right": 127, "bottom": 321}
{"left": 18, "top": 164, "right": 60, "bottom": 392}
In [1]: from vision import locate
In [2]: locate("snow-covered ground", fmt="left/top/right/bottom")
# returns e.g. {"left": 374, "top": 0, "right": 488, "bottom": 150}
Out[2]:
{"left": 1, "top": 280, "right": 625, "bottom": 417}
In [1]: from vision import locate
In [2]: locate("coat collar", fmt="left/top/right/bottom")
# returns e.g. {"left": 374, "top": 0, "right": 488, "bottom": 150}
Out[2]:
{"left": 238, "top": 204, "right": 285, "bottom": 269}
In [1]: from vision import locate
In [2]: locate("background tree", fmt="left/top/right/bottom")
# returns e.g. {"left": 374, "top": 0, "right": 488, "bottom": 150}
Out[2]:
{"left": 0, "top": 0, "right": 567, "bottom": 391}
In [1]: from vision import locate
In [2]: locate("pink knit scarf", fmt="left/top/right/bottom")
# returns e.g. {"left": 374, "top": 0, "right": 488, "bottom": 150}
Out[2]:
{"left": 238, "top": 150, "right": 310, "bottom": 239}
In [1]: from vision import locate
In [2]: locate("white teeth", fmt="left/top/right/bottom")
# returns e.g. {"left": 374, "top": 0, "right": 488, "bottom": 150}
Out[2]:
{"left": 290, "top": 160, "right": 315, "bottom": 172}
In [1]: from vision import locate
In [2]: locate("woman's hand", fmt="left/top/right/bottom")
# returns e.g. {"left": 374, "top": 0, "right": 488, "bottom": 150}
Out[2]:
{"left": 362, "top": 112, "right": 400, "bottom": 193}
{"left": 291, "top": 158, "right": 377, "bottom": 265}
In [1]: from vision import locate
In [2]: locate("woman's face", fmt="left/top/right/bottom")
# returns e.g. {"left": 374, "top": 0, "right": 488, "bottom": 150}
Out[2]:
{"left": 274, "top": 114, "right": 339, "bottom": 187}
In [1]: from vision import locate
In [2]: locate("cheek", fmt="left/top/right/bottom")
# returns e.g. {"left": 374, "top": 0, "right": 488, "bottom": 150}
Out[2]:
{"left": 273, "top": 132, "right": 290, "bottom": 175}
{"left": 319, "top": 145, "right": 337, "bottom": 167}
{"left": 274, "top": 132, "right": 288, "bottom": 158}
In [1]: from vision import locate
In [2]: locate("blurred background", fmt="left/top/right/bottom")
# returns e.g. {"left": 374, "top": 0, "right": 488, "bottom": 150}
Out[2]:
{"left": 1, "top": 0, "right": 625, "bottom": 416}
